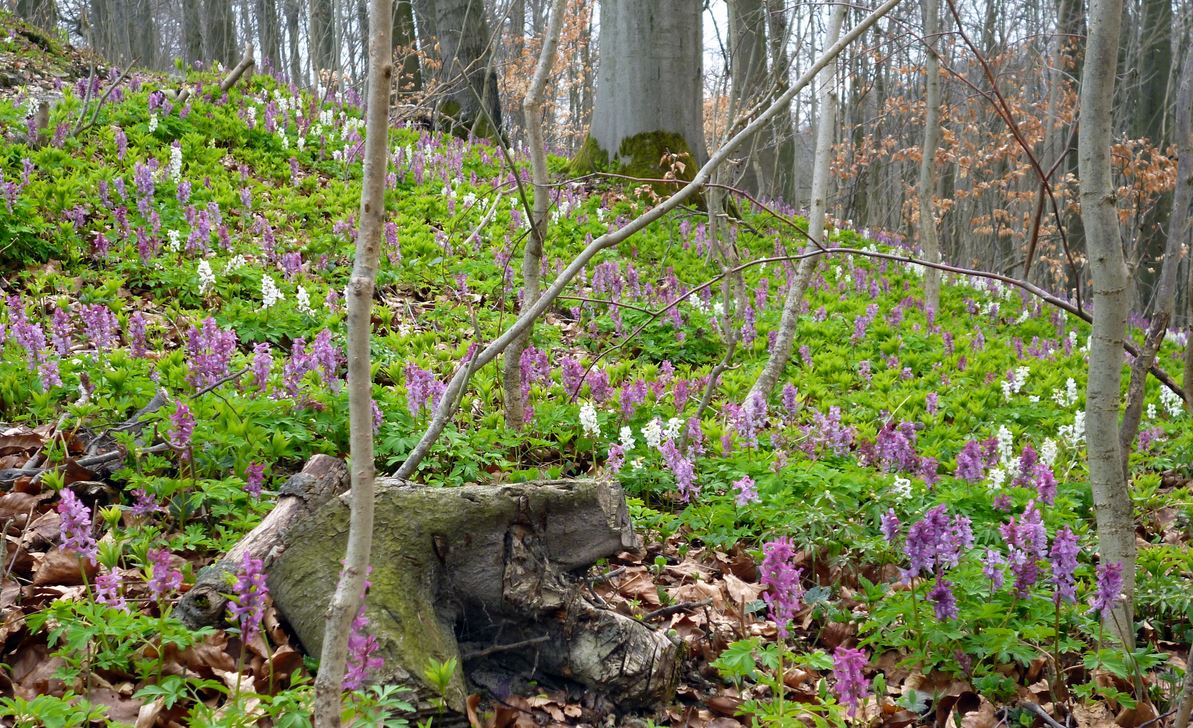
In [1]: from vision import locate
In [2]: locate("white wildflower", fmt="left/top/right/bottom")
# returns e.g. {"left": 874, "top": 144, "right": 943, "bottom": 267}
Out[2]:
{"left": 579, "top": 402, "right": 601, "bottom": 438}
{"left": 663, "top": 417, "right": 684, "bottom": 440}
{"left": 892, "top": 476, "right": 912, "bottom": 499}
{"left": 1001, "top": 366, "right": 1029, "bottom": 401}
{"left": 247, "top": 106, "right": 257, "bottom": 127}
{"left": 148, "top": 112, "right": 159, "bottom": 133}
{"left": 988, "top": 466, "right": 1007, "bottom": 491}
{"left": 296, "top": 136, "right": 305, "bottom": 152}
{"left": 1059, "top": 410, "right": 1086, "bottom": 447}
{"left": 619, "top": 426, "right": 636, "bottom": 451}
{"left": 995, "top": 425, "right": 1014, "bottom": 467}
{"left": 223, "top": 255, "right": 246, "bottom": 273}
{"left": 296, "top": 285, "right": 315, "bottom": 316}
{"left": 1040, "top": 438, "right": 1058, "bottom": 467}
{"left": 166, "top": 229, "right": 181, "bottom": 252}
{"left": 1159, "top": 386, "right": 1184, "bottom": 418}
{"left": 1146, "top": 403, "right": 1157, "bottom": 420}
{"left": 280, "top": 134, "right": 289, "bottom": 150}
{"left": 1052, "top": 377, "right": 1078, "bottom": 408}
{"left": 261, "top": 274, "right": 284, "bottom": 309}
{"left": 642, "top": 418, "right": 663, "bottom": 450}
{"left": 712, "top": 301, "right": 725, "bottom": 318}
{"left": 168, "top": 143, "right": 182, "bottom": 183}
{"left": 196, "top": 260, "right": 215, "bottom": 295}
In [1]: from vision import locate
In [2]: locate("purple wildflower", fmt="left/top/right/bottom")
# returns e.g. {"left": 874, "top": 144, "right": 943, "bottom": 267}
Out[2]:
{"left": 733, "top": 476, "right": 759, "bottom": 506}
{"left": 954, "top": 440, "right": 984, "bottom": 481}
{"left": 760, "top": 537, "right": 804, "bottom": 638}
{"left": 227, "top": 552, "right": 269, "bottom": 642}
{"left": 880, "top": 509, "right": 901, "bottom": 545}
{"left": 1049, "top": 527, "right": 1079, "bottom": 605}
{"left": 661, "top": 440, "right": 697, "bottom": 502}
{"left": 831, "top": 646, "right": 870, "bottom": 717}
{"left": 170, "top": 401, "right": 195, "bottom": 450}
{"left": 95, "top": 568, "right": 128, "bottom": 611}
{"left": 57, "top": 489, "right": 97, "bottom": 564}
{"left": 1088, "top": 561, "right": 1124, "bottom": 620}
{"left": 186, "top": 318, "right": 238, "bottom": 388}
{"left": 245, "top": 463, "right": 265, "bottom": 498}
{"left": 129, "top": 488, "right": 164, "bottom": 517}
{"left": 128, "top": 312, "right": 148, "bottom": 357}
{"left": 982, "top": 549, "right": 1006, "bottom": 591}
{"left": 146, "top": 548, "right": 183, "bottom": 603}
{"left": 343, "top": 602, "right": 384, "bottom": 690}
{"left": 251, "top": 343, "right": 272, "bottom": 392}
{"left": 605, "top": 444, "right": 625, "bottom": 473}
{"left": 928, "top": 577, "right": 959, "bottom": 620}
{"left": 1000, "top": 501, "right": 1048, "bottom": 597}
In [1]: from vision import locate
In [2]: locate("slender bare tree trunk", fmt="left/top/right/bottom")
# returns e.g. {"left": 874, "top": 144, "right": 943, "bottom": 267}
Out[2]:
{"left": 1079, "top": 0, "right": 1135, "bottom": 649}
{"left": 286, "top": 0, "right": 303, "bottom": 82}
{"left": 392, "top": 0, "right": 422, "bottom": 93}
{"left": 728, "top": 0, "right": 769, "bottom": 194}
{"left": 17, "top": 0, "right": 59, "bottom": 31}
{"left": 312, "top": 0, "right": 392, "bottom": 722}
{"left": 918, "top": 0, "right": 942, "bottom": 312}
{"left": 746, "top": 3, "right": 845, "bottom": 403}
{"left": 501, "top": 0, "right": 567, "bottom": 429}
{"left": 257, "top": 0, "right": 282, "bottom": 72}
{"left": 1172, "top": 50, "right": 1193, "bottom": 411}
{"left": 183, "top": 0, "right": 204, "bottom": 66}
{"left": 763, "top": 0, "right": 797, "bottom": 203}
{"left": 208, "top": 0, "right": 240, "bottom": 68}
{"left": 310, "top": 0, "right": 337, "bottom": 75}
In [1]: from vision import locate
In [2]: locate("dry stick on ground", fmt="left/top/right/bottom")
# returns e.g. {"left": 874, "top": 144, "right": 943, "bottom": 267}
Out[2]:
{"left": 392, "top": 0, "right": 904, "bottom": 481}
{"left": 311, "top": 0, "right": 391, "bottom": 723}
{"left": 502, "top": 0, "right": 569, "bottom": 429}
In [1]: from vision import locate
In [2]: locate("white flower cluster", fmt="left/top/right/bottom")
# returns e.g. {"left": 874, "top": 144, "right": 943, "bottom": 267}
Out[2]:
{"left": 892, "top": 476, "right": 912, "bottom": 499}
{"left": 1001, "top": 366, "right": 1029, "bottom": 401}
{"left": 166, "top": 229, "right": 182, "bottom": 252}
{"left": 619, "top": 426, "right": 635, "bottom": 451}
{"left": 689, "top": 296, "right": 710, "bottom": 315}
{"left": 642, "top": 418, "right": 663, "bottom": 449}
{"left": 296, "top": 285, "right": 315, "bottom": 316}
{"left": 168, "top": 143, "right": 182, "bottom": 183}
{"left": 1158, "top": 386, "right": 1184, "bottom": 418}
{"left": 261, "top": 274, "right": 284, "bottom": 309}
{"left": 995, "top": 425, "right": 1015, "bottom": 466}
{"left": 1039, "top": 438, "right": 1058, "bottom": 467}
{"left": 223, "top": 255, "right": 246, "bottom": 273}
{"left": 1058, "top": 410, "right": 1086, "bottom": 447}
{"left": 197, "top": 260, "right": 215, "bottom": 295}
{"left": 663, "top": 417, "right": 684, "bottom": 440}
{"left": 148, "top": 112, "right": 159, "bottom": 133}
{"left": 579, "top": 402, "right": 601, "bottom": 437}
{"left": 1051, "top": 377, "right": 1078, "bottom": 408}
{"left": 246, "top": 106, "right": 257, "bottom": 127}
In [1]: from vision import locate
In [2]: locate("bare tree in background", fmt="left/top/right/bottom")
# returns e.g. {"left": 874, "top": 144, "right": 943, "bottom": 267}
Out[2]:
{"left": 917, "top": 0, "right": 942, "bottom": 312}
{"left": 15, "top": 0, "right": 58, "bottom": 31}
{"left": 256, "top": 0, "right": 282, "bottom": 72}
{"left": 309, "top": 0, "right": 337, "bottom": 76}
{"left": 413, "top": 0, "right": 502, "bottom": 135}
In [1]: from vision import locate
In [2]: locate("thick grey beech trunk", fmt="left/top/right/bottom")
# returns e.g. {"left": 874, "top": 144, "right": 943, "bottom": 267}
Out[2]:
{"left": 183, "top": 0, "right": 204, "bottom": 66}
{"left": 413, "top": 0, "right": 502, "bottom": 135}
{"left": 256, "top": 0, "right": 282, "bottom": 72}
{"left": 1173, "top": 51, "right": 1193, "bottom": 411}
{"left": 392, "top": 0, "right": 422, "bottom": 93}
{"left": 746, "top": 3, "right": 845, "bottom": 403}
{"left": 586, "top": 0, "right": 707, "bottom": 169}
{"left": 208, "top": 0, "right": 240, "bottom": 68}
{"left": 309, "top": 0, "right": 338, "bottom": 75}
{"left": 763, "top": 0, "right": 798, "bottom": 203}
{"left": 312, "top": 0, "right": 391, "bottom": 722}
{"left": 917, "top": 0, "right": 942, "bottom": 312}
{"left": 501, "top": 0, "right": 567, "bottom": 429}
{"left": 286, "top": 0, "right": 303, "bottom": 82}
{"left": 1078, "top": 0, "right": 1136, "bottom": 649}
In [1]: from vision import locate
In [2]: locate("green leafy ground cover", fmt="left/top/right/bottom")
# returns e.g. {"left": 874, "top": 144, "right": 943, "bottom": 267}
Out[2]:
{"left": 0, "top": 11, "right": 1190, "bottom": 727}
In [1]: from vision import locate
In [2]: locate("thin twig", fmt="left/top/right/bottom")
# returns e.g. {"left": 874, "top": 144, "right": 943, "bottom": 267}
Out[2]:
{"left": 642, "top": 598, "right": 714, "bottom": 622}
{"left": 462, "top": 635, "right": 551, "bottom": 660}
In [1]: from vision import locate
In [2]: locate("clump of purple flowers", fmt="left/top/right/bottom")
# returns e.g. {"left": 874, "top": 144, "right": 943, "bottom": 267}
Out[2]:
{"left": 760, "top": 537, "right": 804, "bottom": 638}
{"left": 146, "top": 547, "right": 183, "bottom": 603}
{"left": 1049, "top": 526, "right": 1079, "bottom": 605}
{"left": 170, "top": 401, "right": 195, "bottom": 451}
{"left": 227, "top": 552, "right": 269, "bottom": 642}
{"left": 999, "top": 500, "right": 1048, "bottom": 597}
{"left": 95, "top": 568, "right": 128, "bottom": 611}
{"left": 245, "top": 463, "right": 265, "bottom": 498}
{"left": 1088, "top": 561, "right": 1124, "bottom": 620}
{"left": 186, "top": 317, "right": 238, "bottom": 389}
{"left": 733, "top": 476, "right": 758, "bottom": 506}
{"left": 57, "top": 488, "right": 97, "bottom": 564}
{"left": 405, "top": 364, "right": 445, "bottom": 416}
{"left": 831, "top": 646, "right": 870, "bottom": 717}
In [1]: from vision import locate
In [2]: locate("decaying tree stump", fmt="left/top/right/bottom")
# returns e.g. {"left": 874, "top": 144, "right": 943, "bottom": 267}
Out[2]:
{"left": 175, "top": 454, "right": 349, "bottom": 628}
{"left": 259, "top": 470, "right": 680, "bottom": 712}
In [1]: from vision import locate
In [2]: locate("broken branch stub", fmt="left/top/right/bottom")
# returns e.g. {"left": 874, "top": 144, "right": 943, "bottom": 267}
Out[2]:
{"left": 267, "top": 474, "right": 679, "bottom": 711}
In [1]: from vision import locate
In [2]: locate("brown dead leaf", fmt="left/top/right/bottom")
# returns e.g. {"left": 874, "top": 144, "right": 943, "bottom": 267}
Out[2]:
{"left": 135, "top": 697, "right": 165, "bottom": 728}
{"left": 1115, "top": 701, "right": 1157, "bottom": 728}
{"left": 617, "top": 569, "right": 662, "bottom": 607}
{"left": 707, "top": 694, "right": 743, "bottom": 717}
{"left": 86, "top": 687, "right": 143, "bottom": 725}
{"left": 0, "top": 432, "right": 46, "bottom": 456}
{"left": 32, "top": 547, "right": 98, "bottom": 585}
{"left": 959, "top": 696, "right": 999, "bottom": 728}
{"left": 0, "top": 491, "right": 41, "bottom": 521}
{"left": 723, "top": 573, "right": 764, "bottom": 608}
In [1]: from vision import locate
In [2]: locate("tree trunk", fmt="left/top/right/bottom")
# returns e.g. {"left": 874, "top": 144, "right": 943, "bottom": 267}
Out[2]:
{"left": 501, "top": 0, "right": 567, "bottom": 429}
{"left": 918, "top": 0, "right": 943, "bottom": 312}
{"left": 727, "top": 0, "right": 769, "bottom": 194}
{"left": 762, "top": 0, "right": 797, "bottom": 203}
{"left": 1175, "top": 49, "right": 1193, "bottom": 406}
{"left": 285, "top": 0, "right": 303, "bottom": 83}
{"left": 747, "top": 3, "right": 845, "bottom": 403}
{"left": 183, "top": 0, "right": 204, "bottom": 66}
{"left": 309, "top": 0, "right": 338, "bottom": 75}
{"left": 16, "top": 0, "right": 59, "bottom": 32}
{"left": 207, "top": 0, "right": 240, "bottom": 69}
{"left": 581, "top": 0, "right": 706, "bottom": 175}
{"left": 426, "top": 0, "right": 502, "bottom": 136}
{"left": 311, "top": 0, "right": 392, "bottom": 721}
{"left": 128, "top": 0, "right": 158, "bottom": 68}
{"left": 271, "top": 476, "right": 669, "bottom": 711}
{"left": 1079, "top": 0, "right": 1136, "bottom": 648}
{"left": 256, "top": 0, "right": 282, "bottom": 73}
{"left": 393, "top": 0, "right": 422, "bottom": 93}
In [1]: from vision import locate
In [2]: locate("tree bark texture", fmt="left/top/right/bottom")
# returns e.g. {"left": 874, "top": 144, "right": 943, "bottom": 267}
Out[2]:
{"left": 728, "top": 0, "right": 769, "bottom": 195}
{"left": 207, "top": 0, "right": 241, "bottom": 68}
{"left": 285, "top": 0, "right": 303, "bottom": 83}
{"left": 183, "top": 0, "right": 204, "bottom": 66}
{"left": 1078, "top": 0, "right": 1136, "bottom": 648}
{"left": 16, "top": 0, "right": 59, "bottom": 32}
{"left": 917, "top": 0, "right": 943, "bottom": 312}
{"left": 425, "top": 0, "right": 502, "bottom": 136}
{"left": 763, "top": 0, "right": 797, "bottom": 203}
{"left": 309, "top": 0, "right": 338, "bottom": 75}
{"left": 269, "top": 478, "right": 670, "bottom": 711}
{"left": 256, "top": 0, "right": 282, "bottom": 73}
{"left": 311, "top": 0, "right": 392, "bottom": 721}
{"left": 392, "top": 0, "right": 422, "bottom": 93}
{"left": 586, "top": 0, "right": 707, "bottom": 171}
{"left": 747, "top": 3, "right": 845, "bottom": 403}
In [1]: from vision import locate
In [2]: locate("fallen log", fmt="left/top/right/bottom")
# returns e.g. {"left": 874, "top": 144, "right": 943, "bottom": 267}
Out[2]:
{"left": 264, "top": 473, "right": 680, "bottom": 712}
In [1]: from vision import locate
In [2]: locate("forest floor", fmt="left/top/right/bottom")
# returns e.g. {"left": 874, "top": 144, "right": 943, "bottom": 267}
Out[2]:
{"left": 0, "top": 11, "right": 1190, "bottom": 727}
